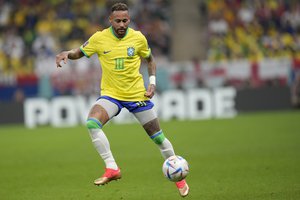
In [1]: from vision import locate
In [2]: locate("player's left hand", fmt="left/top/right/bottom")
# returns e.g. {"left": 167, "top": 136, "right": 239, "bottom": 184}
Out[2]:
{"left": 144, "top": 84, "right": 156, "bottom": 98}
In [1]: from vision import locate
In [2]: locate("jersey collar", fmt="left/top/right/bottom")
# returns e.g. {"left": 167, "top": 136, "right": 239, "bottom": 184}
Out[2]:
{"left": 110, "top": 26, "right": 129, "bottom": 40}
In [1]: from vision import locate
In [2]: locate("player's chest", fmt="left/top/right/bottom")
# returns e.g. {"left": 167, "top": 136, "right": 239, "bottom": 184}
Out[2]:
{"left": 99, "top": 40, "right": 138, "bottom": 59}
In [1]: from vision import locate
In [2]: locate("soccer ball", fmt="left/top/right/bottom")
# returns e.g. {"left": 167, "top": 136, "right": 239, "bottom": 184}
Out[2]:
{"left": 162, "top": 155, "right": 189, "bottom": 182}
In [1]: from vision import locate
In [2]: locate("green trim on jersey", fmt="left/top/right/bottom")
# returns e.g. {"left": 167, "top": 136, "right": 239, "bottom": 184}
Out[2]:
{"left": 144, "top": 48, "right": 152, "bottom": 59}
{"left": 80, "top": 47, "right": 90, "bottom": 58}
{"left": 110, "top": 26, "right": 129, "bottom": 40}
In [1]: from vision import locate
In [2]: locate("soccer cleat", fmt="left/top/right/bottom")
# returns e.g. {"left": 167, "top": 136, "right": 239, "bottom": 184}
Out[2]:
{"left": 94, "top": 168, "right": 121, "bottom": 186}
{"left": 175, "top": 179, "right": 189, "bottom": 197}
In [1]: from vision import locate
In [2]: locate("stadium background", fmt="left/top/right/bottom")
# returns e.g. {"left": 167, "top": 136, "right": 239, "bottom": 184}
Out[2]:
{"left": 0, "top": 0, "right": 299, "bottom": 200}
{"left": 0, "top": 0, "right": 299, "bottom": 108}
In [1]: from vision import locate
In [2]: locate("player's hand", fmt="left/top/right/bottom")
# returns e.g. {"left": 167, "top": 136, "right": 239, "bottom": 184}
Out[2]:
{"left": 144, "top": 84, "right": 156, "bottom": 98}
{"left": 55, "top": 51, "right": 69, "bottom": 68}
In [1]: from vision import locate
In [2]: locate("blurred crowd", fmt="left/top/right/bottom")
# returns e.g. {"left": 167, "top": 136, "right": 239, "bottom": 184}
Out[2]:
{"left": 0, "top": 0, "right": 171, "bottom": 100}
{"left": 1, "top": 0, "right": 299, "bottom": 104}
{"left": 205, "top": 0, "right": 300, "bottom": 106}
{"left": 206, "top": 0, "right": 300, "bottom": 61}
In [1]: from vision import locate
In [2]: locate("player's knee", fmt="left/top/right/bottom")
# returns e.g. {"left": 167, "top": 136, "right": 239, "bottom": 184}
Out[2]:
{"left": 86, "top": 118, "right": 102, "bottom": 129}
{"left": 150, "top": 130, "right": 166, "bottom": 144}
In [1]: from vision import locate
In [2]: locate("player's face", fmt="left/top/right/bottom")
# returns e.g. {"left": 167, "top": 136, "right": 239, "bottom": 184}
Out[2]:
{"left": 109, "top": 11, "right": 130, "bottom": 38}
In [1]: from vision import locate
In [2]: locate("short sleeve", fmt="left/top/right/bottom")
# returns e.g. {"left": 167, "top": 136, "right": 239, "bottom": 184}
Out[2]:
{"left": 138, "top": 33, "right": 151, "bottom": 58}
{"left": 80, "top": 32, "right": 99, "bottom": 58}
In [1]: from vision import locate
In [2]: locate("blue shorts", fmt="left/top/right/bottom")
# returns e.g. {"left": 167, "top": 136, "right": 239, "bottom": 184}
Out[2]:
{"left": 97, "top": 96, "right": 154, "bottom": 115}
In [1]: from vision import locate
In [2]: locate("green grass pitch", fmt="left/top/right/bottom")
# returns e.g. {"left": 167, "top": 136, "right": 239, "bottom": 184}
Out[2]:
{"left": 0, "top": 111, "right": 299, "bottom": 200}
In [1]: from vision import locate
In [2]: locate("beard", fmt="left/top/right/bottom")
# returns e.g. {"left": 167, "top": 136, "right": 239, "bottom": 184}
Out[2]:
{"left": 114, "top": 27, "right": 127, "bottom": 38}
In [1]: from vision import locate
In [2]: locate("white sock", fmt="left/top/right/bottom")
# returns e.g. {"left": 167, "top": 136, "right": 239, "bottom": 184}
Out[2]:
{"left": 88, "top": 129, "right": 118, "bottom": 170}
{"left": 158, "top": 138, "right": 175, "bottom": 159}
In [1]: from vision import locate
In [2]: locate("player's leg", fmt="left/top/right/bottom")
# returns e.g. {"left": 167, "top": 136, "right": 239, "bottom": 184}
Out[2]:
{"left": 133, "top": 108, "right": 189, "bottom": 197}
{"left": 86, "top": 98, "right": 121, "bottom": 185}
{"left": 134, "top": 110, "right": 175, "bottom": 159}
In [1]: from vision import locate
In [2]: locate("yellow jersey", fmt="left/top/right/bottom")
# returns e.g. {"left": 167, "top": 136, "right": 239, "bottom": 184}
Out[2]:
{"left": 80, "top": 26, "right": 151, "bottom": 101}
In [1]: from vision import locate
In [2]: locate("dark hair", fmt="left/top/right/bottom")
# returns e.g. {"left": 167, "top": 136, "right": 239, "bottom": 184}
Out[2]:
{"left": 111, "top": 2, "right": 128, "bottom": 13}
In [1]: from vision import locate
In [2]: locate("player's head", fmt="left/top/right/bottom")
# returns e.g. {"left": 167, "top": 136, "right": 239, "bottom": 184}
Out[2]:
{"left": 109, "top": 3, "right": 130, "bottom": 38}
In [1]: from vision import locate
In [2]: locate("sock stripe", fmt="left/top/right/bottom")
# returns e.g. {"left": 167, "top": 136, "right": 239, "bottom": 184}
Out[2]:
{"left": 87, "top": 118, "right": 102, "bottom": 129}
{"left": 150, "top": 130, "right": 163, "bottom": 139}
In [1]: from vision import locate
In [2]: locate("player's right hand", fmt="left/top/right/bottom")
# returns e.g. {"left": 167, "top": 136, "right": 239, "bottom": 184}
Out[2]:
{"left": 55, "top": 51, "right": 69, "bottom": 68}
{"left": 144, "top": 84, "right": 156, "bottom": 98}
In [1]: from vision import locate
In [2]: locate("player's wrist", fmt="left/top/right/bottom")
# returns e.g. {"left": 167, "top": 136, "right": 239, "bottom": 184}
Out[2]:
{"left": 149, "top": 75, "right": 156, "bottom": 85}
{"left": 64, "top": 51, "right": 70, "bottom": 59}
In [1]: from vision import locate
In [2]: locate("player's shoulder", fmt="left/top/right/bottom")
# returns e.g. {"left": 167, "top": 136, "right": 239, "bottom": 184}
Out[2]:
{"left": 91, "top": 28, "right": 108, "bottom": 38}
{"left": 128, "top": 28, "right": 146, "bottom": 39}
{"left": 89, "top": 28, "right": 113, "bottom": 44}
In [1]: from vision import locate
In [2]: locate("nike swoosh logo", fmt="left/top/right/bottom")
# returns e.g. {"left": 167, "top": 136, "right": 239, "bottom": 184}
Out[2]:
{"left": 103, "top": 50, "right": 111, "bottom": 54}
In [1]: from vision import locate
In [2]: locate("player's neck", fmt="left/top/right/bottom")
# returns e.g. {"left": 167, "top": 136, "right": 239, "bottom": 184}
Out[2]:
{"left": 110, "top": 26, "right": 129, "bottom": 39}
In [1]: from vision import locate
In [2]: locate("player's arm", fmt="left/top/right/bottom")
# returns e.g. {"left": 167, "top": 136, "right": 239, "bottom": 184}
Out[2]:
{"left": 55, "top": 48, "right": 84, "bottom": 68}
{"left": 144, "top": 54, "right": 157, "bottom": 98}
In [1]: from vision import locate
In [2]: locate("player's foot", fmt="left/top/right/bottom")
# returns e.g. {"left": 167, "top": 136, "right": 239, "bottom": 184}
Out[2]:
{"left": 94, "top": 168, "right": 121, "bottom": 186}
{"left": 175, "top": 179, "right": 189, "bottom": 197}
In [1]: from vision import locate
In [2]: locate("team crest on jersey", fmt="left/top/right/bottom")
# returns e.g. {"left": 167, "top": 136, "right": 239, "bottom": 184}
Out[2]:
{"left": 127, "top": 47, "right": 135, "bottom": 57}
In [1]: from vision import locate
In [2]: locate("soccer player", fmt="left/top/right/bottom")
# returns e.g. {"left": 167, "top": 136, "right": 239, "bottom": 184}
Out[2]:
{"left": 55, "top": 2, "right": 189, "bottom": 197}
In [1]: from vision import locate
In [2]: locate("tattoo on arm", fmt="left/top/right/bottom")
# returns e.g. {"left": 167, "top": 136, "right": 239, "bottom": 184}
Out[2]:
{"left": 68, "top": 48, "right": 84, "bottom": 60}
{"left": 146, "top": 55, "right": 156, "bottom": 76}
